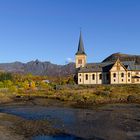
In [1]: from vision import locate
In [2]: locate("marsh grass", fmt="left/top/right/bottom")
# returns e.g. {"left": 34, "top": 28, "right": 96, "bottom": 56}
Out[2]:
{"left": 0, "top": 84, "right": 140, "bottom": 105}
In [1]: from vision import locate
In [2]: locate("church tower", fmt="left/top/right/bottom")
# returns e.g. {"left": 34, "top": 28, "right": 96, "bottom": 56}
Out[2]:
{"left": 75, "top": 32, "right": 87, "bottom": 68}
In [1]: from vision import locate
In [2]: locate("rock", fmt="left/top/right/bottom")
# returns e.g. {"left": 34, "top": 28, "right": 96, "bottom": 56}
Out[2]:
{"left": 127, "top": 95, "right": 137, "bottom": 103}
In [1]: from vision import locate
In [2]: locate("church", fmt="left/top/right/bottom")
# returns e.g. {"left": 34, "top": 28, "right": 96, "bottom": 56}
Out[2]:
{"left": 75, "top": 33, "right": 140, "bottom": 84}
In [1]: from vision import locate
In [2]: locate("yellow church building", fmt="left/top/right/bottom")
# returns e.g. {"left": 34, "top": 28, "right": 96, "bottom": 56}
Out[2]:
{"left": 75, "top": 33, "right": 140, "bottom": 85}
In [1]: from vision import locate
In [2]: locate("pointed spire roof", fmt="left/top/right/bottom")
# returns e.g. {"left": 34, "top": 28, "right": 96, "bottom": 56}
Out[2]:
{"left": 76, "top": 31, "right": 86, "bottom": 55}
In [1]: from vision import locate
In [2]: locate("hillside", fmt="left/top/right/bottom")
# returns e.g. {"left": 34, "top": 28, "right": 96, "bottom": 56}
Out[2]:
{"left": 0, "top": 60, "right": 75, "bottom": 76}
{"left": 102, "top": 53, "right": 140, "bottom": 64}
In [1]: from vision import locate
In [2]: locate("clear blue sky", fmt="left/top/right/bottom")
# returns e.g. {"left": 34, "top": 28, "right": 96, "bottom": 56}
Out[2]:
{"left": 0, "top": 0, "right": 140, "bottom": 64}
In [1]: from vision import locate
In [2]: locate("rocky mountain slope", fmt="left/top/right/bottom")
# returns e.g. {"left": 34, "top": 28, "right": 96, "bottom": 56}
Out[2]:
{"left": 102, "top": 53, "right": 140, "bottom": 64}
{"left": 0, "top": 60, "right": 75, "bottom": 76}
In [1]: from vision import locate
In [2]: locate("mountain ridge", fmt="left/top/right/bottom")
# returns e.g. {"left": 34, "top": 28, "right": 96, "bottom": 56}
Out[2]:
{"left": 0, "top": 53, "right": 140, "bottom": 76}
{"left": 0, "top": 60, "right": 76, "bottom": 76}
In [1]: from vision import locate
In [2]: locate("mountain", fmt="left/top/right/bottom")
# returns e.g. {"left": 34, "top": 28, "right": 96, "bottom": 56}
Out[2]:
{"left": 0, "top": 60, "right": 75, "bottom": 76}
{"left": 0, "top": 53, "right": 140, "bottom": 76}
{"left": 102, "top": 53, "right": 140, "bottom": 64}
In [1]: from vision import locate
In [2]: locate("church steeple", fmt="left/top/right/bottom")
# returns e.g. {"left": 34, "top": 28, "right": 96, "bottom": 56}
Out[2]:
{"left": 75, "top": 32, "right": 87, "bottom": 68}
{"left": 76, "top": 31, "right": 86, "bottom": 55}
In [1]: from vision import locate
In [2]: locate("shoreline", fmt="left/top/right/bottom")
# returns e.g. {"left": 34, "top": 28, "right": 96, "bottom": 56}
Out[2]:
{"left": 0, "top": 96, "right": 140, "bottom": 109}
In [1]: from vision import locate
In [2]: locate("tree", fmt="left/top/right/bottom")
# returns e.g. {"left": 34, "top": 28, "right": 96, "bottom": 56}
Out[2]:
{"left": 0, "top": 73, "right": 13, "bottom": 81}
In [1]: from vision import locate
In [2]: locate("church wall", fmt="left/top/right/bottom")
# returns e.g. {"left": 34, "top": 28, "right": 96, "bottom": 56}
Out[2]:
{"left": 126, "top": 71, "right": 132, "bottom": 84}
{"left": 131, "top": 71, "right": 140, "bottom": 84}
{"left": 132, "top": 78, "right": 140, "bottom": 84}
{"left": 83, "top": 73, "right": 90, "bottom": 84}
{"left": 110, "top": 60, "right": 128, "bottom": 84}
{"left": 110, "top": 71, "right": 128, "bottom": 84}
{"left": 96, "top": 72, "right": 102, "bottom": 84}
{"left": 78, "top": 72, "right": 102, "bottom": 84}
{"left": 89, "top": 73, "right": 97, "bottom": 84}
{"left": 78, "top": 73, "right": 84, "bottom": 84}
{"left": 78, "top": 71, "right": 140, "bottom": 85}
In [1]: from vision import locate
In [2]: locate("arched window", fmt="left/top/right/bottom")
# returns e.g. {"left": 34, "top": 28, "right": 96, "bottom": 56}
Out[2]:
{"left": 128, "top": 73, "right": 130, "bottom": 77}
{"left": 92, "top": 74, "right": 95, "bottom": 80}
{"left": 113, "top": 73, "right": 116, "bottom": 78}
{"left": 121, "top": 73, "right": 124, "bottom": 77}
{"left": 85, "top": 74, "right": 88, "bottom": 80}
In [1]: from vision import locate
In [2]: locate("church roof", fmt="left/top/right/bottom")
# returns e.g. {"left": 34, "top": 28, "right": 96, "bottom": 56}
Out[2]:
{"left": 75, "top": 32, "right": 86, "bottom": 55}
{"left": 78, "top": 61, "right": 140, "bottom": 73}
{"left": 79, "top": 62, "right": 113, "bottom": 72}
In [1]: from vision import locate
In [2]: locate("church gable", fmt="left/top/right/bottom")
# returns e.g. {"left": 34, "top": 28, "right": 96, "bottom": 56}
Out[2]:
{"left": 110, "top": 59, "right": 127, "bottom": 72}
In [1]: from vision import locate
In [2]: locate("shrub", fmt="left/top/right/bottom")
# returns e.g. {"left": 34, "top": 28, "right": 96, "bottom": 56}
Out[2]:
{"left": 127, "top": 95, "right": 137, "bottom": 103}
{"left": 3, "top": 80, "right": 13, "bottom": 88}
{"left": 0, "top": 82, "right": 4, "bottom": 88}
{"left": 9, "top": 86, "right": 18, "bottom": 93}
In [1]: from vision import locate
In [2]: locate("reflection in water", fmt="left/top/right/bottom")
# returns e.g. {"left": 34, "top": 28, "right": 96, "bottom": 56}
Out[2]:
{"left": 0, "top": 106, "right": 76, "bottom": 124}
{"left": 0, "top": 104, "right": 140, "bottom": 140}
{"left": 33, "top": 134, "right": 83, "bottom": 140}
{"left": 0, "top": 106, "right": 91, "bottom": 139}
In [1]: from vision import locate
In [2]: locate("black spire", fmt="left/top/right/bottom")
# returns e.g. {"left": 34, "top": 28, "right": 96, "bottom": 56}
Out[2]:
{"left": 76, "top": 31, "right": 86, "bottom": 55}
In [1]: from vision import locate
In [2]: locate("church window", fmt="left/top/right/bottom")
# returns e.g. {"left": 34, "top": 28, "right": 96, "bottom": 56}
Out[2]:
{"left": 121, "top": 73, "right": 124, "bottom": 77}
{"left": 99, "top": 74, "right": 102, "bottom": 80}
{"left": 85, "top": 74, "right": 88, "bottom": 80}
{"left": 78, "top": 59, "right": 82, "bottom": 64}
{"left": 92, "top": 74, "right": 95, "bottom": 80}
{"left": 113, "top": 73, "right": 116, "bottom": 78}
{"left": 128, "top": 73, "right": 131, "bottom": 77}
{"left": 79, "top": 79, "right": 81, "bottom": 82}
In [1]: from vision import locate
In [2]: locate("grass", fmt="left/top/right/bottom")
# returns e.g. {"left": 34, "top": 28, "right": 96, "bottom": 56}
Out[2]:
{"left": 51, "top": 84, "right": 140, "bottom": 104}
{"left": 0, "top": 84, "right": 140, "bottom": 105}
